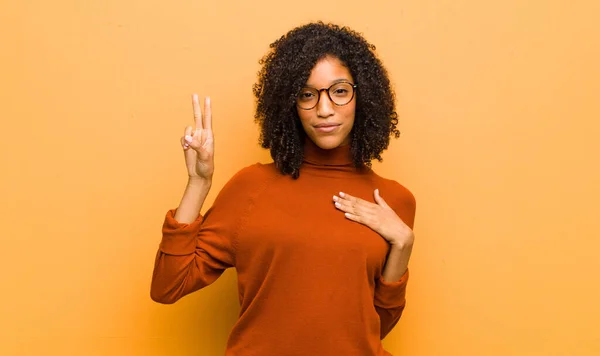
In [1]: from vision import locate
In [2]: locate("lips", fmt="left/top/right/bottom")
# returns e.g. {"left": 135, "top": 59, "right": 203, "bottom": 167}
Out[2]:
{"left": 314, "top": 123, "right": 340, "bottom": 133}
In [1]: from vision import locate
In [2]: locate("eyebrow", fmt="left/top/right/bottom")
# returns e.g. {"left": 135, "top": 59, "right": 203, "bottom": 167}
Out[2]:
{"left": 304, "top": 78, "right": 353, "bottom": 88}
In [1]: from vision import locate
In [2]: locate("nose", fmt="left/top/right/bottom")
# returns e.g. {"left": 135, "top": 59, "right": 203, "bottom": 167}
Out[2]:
{"left": 316, "top": 89, "right": 334, "bottom": 118}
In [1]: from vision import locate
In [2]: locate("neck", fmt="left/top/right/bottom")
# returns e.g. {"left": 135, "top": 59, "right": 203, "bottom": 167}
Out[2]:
{"left": 302, "top": 138, "right": 354, "bottom": 167}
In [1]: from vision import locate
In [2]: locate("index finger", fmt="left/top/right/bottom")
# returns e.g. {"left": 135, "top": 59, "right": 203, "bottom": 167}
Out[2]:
{"left": 204, "top": 97, "right": 212, "bottom": 131}
{"left": 339, "top": 192, "right": 370, "bottom": 205}
{"left": 339, "top": 192, "right": 357, "bottom": 201}
{"left": 192, "top": 93, "right": 203, "bottom": 131}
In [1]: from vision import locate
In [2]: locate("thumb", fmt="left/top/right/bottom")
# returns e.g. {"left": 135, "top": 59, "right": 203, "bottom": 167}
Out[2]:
{"left": 374, "top": 189, "right": 390, "bottom": 209}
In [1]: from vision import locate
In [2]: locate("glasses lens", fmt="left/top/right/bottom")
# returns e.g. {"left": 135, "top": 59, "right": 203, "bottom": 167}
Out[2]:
{"left": 329, "top": 82, "right": 354, "bottom": 106}
{"left": 297, "top": 88, "right": 319, "bottom": 109}
{"left": 296, "top": 82, "right": 355, "bottom": 109}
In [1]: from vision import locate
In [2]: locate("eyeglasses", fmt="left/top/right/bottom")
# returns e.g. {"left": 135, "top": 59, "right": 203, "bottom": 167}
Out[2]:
{"left": 296, "top": 81, "right": 357, "bottom": 110}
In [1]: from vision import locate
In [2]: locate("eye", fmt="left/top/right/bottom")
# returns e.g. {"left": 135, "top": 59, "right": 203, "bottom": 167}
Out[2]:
{"left": 298, "top": 90, "right": 316, "bottom": 101}
{"left": 331, "top": 87, "right": 350, "bottom": 97}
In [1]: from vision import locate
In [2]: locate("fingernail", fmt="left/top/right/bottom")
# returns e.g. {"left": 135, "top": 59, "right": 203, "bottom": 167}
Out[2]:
{"left": 339, "top": 192, "right": 345, "bottom": 197}
{"left": 185, "top": 135, "right": 192, "bottom": 142}
{"left": 333, "top": 196, "right": 338, "bottom": 202}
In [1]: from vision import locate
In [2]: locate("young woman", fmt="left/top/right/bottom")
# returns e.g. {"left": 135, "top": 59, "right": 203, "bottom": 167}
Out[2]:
{"left": 151, "top": 22, "right": 416, "bottom": 356}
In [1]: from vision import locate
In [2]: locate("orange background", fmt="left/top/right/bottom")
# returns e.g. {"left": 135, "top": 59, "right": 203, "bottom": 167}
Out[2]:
{"left": 2, "top": 0, "right": 599, "bottom": 355}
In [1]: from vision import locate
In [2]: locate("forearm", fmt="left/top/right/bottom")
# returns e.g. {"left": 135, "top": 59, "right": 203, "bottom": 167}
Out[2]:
{"left": 174, "top": 178, "right": 212, "bottom": 223}
{"left": 382, "top": 243, "right": 413, "bottom": 282}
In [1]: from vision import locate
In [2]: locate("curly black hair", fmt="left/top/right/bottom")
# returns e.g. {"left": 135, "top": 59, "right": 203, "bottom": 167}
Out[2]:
{"left": 253, "top": 22, "right": 400, "bottom": 178}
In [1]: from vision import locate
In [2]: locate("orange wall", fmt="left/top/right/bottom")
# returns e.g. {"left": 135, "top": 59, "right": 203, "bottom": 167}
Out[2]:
{"left": 2, "top": 0, "right": 599, "bottom": 355}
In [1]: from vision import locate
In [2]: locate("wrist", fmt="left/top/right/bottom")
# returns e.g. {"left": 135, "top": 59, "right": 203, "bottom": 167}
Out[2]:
{"left": 390, "top": 241, "right": 413, "bottom": 252}
{"left": 388, "top": 231, "right": 415, "bottom": 250}
{"left": 187, "top": 176, "right": 212, "bottom": 187}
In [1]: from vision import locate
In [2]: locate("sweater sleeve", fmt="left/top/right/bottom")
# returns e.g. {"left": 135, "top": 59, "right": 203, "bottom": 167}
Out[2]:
{"left": 374, "top": 181, "right": 416, "bottom": 339}
{"left": 374, "top": 270, "right": 409, "bottom": 339}
{"left": 150, "top": 165, "right": 259, "bottom": 304}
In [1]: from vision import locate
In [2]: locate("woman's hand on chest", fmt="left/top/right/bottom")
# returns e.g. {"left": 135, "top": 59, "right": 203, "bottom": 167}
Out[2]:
{"left": 332, "top": 189, "right": 415, "bottom": 249}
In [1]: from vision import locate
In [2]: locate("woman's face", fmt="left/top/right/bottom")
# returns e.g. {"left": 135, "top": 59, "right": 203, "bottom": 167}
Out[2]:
{"left": 297, "top": 55, "right": 356, "bottom": 150}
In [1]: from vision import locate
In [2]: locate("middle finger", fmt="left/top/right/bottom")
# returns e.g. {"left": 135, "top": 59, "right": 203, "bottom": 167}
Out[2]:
{"left": 335, "top": 193, "right": 375, "bottom": 210}
{"left": 334, "top": 199, "right": 357, "bottom": 215}
{"left": 192, "top": 93, "right": 203, "bottom": 131}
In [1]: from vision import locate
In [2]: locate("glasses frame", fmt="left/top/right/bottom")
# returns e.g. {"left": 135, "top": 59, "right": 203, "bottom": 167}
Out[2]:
{"left": 296, "top": 81, "right": 358, "bottom": 110}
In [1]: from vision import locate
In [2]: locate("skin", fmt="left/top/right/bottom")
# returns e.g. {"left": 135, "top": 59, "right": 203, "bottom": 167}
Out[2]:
{"left": 174, "top": 94, "right": 214, "bottom": 223}
{"left": 296, "top": 55, "right": 355, "bottom": 150}
{"left": 175, "top": 58, "right": 414, "bottom": 281}
{"left": 182, "top": 94, "right": 214, "bottom": 180}
{"left": 333, "top": 190, "right": 414, "bottom": 281}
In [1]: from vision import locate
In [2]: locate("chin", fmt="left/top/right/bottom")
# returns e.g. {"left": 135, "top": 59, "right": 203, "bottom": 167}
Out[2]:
{"left": 310, "top": 135, "right": 346, "bottom": 150}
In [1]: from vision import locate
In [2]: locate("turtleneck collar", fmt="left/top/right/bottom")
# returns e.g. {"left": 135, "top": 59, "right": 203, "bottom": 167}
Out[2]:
{"left": 302, "top": 137, "right": 354, "bottom": 167}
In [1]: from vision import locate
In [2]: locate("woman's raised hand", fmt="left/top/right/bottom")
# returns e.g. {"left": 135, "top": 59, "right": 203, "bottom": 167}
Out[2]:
{"left": 181, "top": 94, "right": 214, "bottom": 181}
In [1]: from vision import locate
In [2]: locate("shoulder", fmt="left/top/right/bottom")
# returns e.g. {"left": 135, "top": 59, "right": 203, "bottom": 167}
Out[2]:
{"left": 228, "top": 162, "right": 278, "bottom": 184}
{"left": 219, "top": 162, "right": 280, "bottom": 196}
{"left": 370, "top": 172, "right": 417, "bottom": 226}
{"left": 371, "top": 173, "right": 415, "bottom": 204}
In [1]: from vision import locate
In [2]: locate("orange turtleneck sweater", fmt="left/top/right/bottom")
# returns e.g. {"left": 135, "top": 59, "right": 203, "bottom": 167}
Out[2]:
{"left": 151, "top": 140, "right": 416, "bottom": 356}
